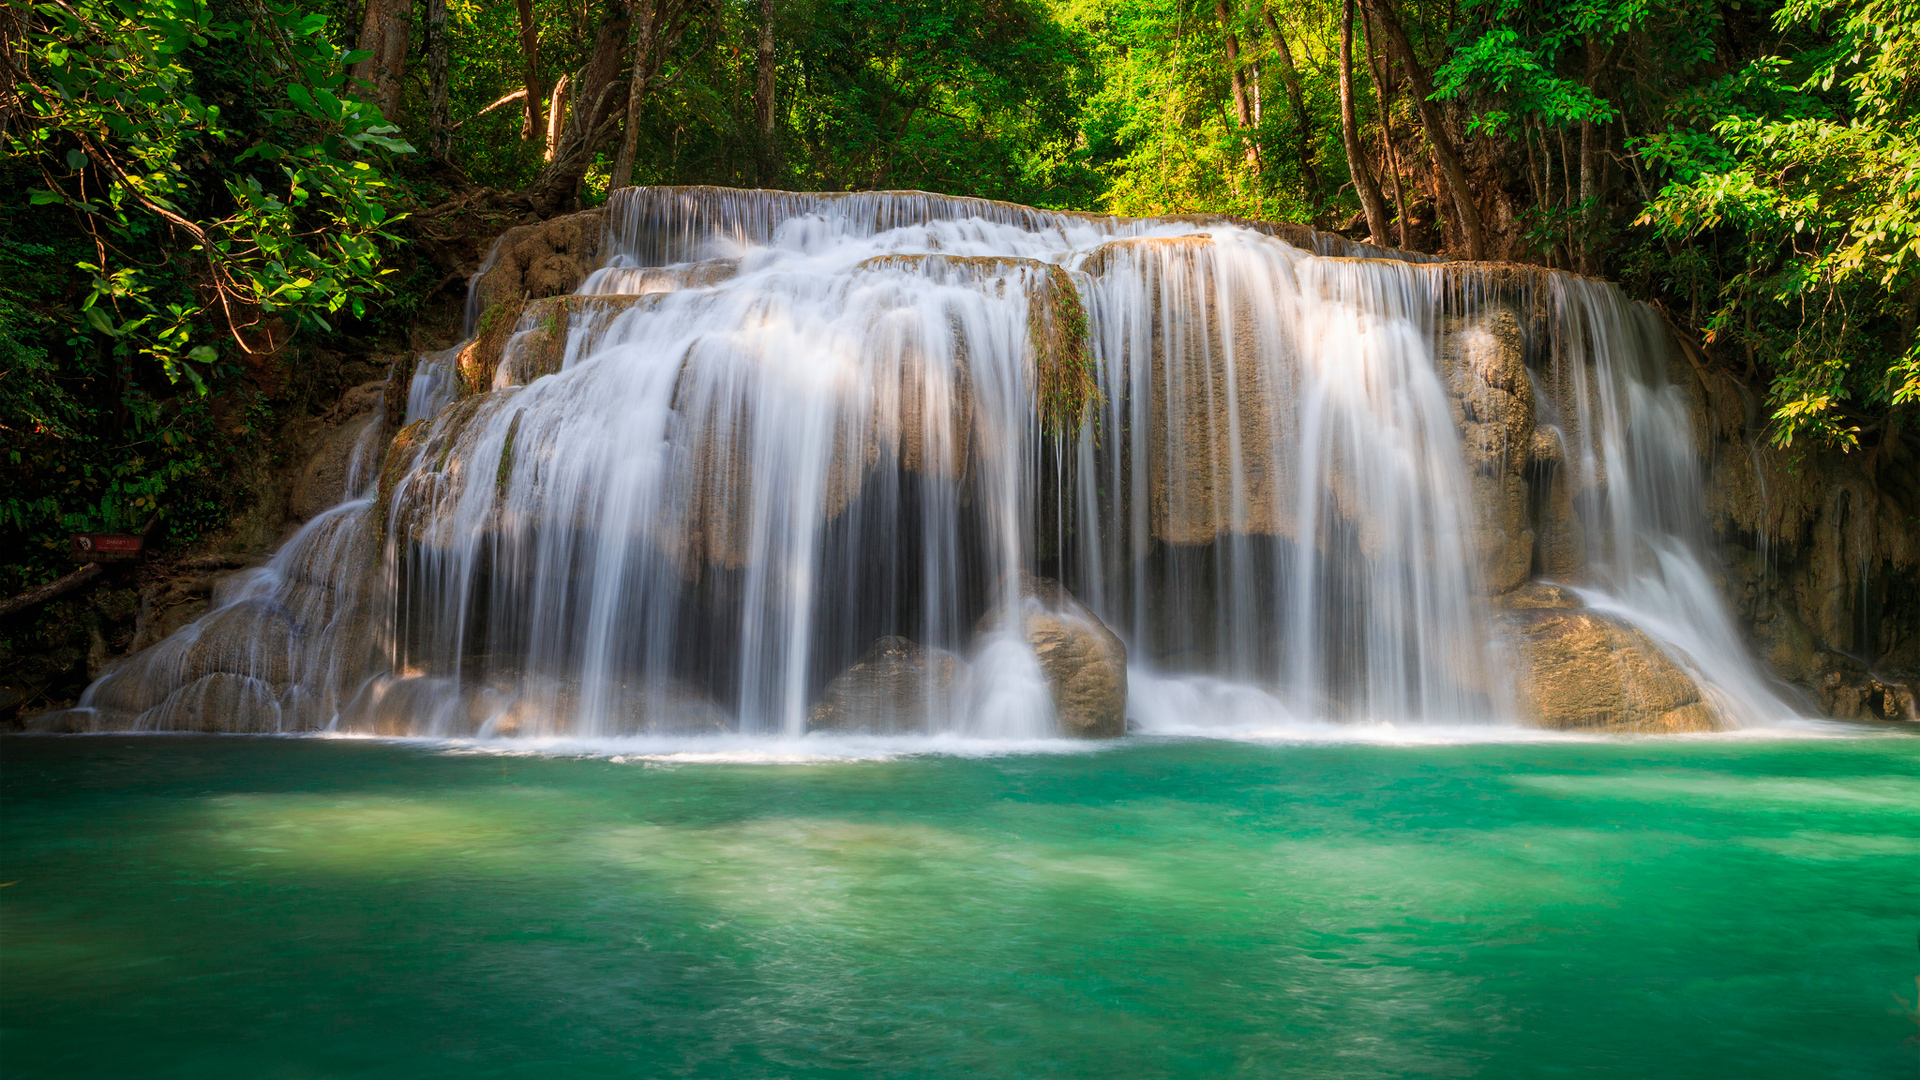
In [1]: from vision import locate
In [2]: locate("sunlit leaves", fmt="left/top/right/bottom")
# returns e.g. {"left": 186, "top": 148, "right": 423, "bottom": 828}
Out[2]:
{"left": 7, "top": 0, "right": 413, "bottom": 392}
{"left": 1638, "top": 0, "right": 1920, "bottom": 448}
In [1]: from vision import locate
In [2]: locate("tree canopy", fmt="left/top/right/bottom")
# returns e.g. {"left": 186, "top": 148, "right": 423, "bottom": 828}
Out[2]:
{"left": 3, "top": 0, "right": 1917, "bottom": 590}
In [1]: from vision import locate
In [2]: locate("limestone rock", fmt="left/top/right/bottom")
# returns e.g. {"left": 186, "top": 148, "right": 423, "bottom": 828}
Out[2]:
{"left": 141, "top": 673, "right": 283, "bottom": 733}
{"left": 1439, "top": 308, "right": 1536, "bottom": 595}
{"left": 1501, "top": 607, "right": 1719, "bottom": 732}
{"left": 1086, "top": 236, "right": 1288, "bottom": 546}
{"left": 182, "top": 598, "right": 296, "bottom": 691}
{"left": 469, "top": 208, "right": 610, "bottom": 317}
{"left": 999, "top": 577, "right": 1128, "bottom": 739}
{"left": 808, "top": 636, "right": 965, "bottom": 734}
{"left": 1494, "top": 581, "right": 1583, "bottom": 610}
{"left": 1810, "top": 652, "right": 1919, "bottom": 723}
{"left": 1684, "top": 358, "right": 1920, "bottom": 705}
{"left": 289, "top": 412, "right": 380, "bottom": 521}
{"left": 287, "top": 378, "right": 388, "bottom": 521}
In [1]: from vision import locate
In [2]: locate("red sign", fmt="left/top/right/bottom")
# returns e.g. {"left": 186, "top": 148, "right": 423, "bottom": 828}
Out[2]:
{"left": 70, "top": 533, "right": 143, "bottom": 561}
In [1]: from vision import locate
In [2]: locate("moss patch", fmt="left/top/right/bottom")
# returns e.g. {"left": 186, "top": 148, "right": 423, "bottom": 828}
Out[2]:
{"left": 373, "top": 420, "right": 429, "bottom": 547}
{"left": 496, "top": 409, "right": 524, "bottom": 502}
{"left": 1031, "top": 265, "right": 1099, "bottom": 434}
{"left": 458, "top": 298, "right": 527, "bottom": 396}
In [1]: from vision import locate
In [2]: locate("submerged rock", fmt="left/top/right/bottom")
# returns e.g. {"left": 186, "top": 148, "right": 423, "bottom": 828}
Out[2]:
{"left": 1501, "top": 606, "right": 1719, "bottom": 732}
{"left": 615, "top": 680, "right": 734, "bottom": 736}
{"left": 808, "top": 636, "right": 965, "bottom": 734}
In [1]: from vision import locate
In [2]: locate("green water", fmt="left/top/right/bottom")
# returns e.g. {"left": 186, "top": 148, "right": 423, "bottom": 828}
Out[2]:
{"left": 3, "top": 733, "right": 1917, "bottom": 1078}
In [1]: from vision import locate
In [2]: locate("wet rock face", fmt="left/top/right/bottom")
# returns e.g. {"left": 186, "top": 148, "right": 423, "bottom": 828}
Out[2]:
{"left": 142, "top": 673, "right": 284, "bottom": 733}
{"left": 808, "top": 636, "right": 966, "bottom": 734}
{"left": 68, "top": 506, "right": 378, "bottom": 733}
{"left": 1501, "top": 605, "right": 1719, "bottom": 732}
{"left": 468, "top": 208, "right": 610, "bottom": 317}
{"left": 1014, "top": 577, "right": 1128, "bottom": 739}
{"left": 1105, "top": 236, "right": 1288, "bottom": 548}
{"left": 288, "top": 379, "right": 388, "bottom": 521}
{"left": 1493, "top": 581, "right": 1583, "bottom": 610}
{"left": 1685, "top": 360, "right": 1920, "bottom": 713}
{"left": 1439, "top": 308, "right": 1537, "bottom": 595}
{"left": 1810, "top": 652, "right": 1919, "bottom": 723}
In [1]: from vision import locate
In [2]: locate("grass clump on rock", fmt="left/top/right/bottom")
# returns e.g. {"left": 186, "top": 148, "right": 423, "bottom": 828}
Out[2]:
{"left": 1031, "top": 265, "right": 1099, "bottom": 435}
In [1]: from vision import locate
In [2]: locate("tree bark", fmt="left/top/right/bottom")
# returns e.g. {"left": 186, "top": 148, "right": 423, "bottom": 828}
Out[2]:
{"left": 1214, "top": 0, "right": 1259, "bottom": 170}
{"left": 1362, "top": 9, "right": 1410, "bottom": 247}
{"left": 1576, "top": 34, "right": 1604, "bottom": 274}
{"left": 1263, "top": 8, "right": 1320, "bottom": 213}
{"left": 1361, "top": 0, "right": 1485, "bottom": 258}
{"left": 427, "top": 0, "right": 450, "bottom": 158}
{"left": 610, "top": 0, "right": 700, "bottom": 192}
{"left": 1340, "top": 0, "right": 1390, "bottom": 243}
{"left": 349, "top": 0, "right": 411, "bottom": 120}
{"left": 610, "top": 0, "right": 663, "bottom": 192}
{"left": 516, "top": 0, "right": 543, "bottom": 140}
{"left": 754, "top": 0, "right": 777, "bottom": 185}
{"left": 526, "top": 3, "right": 633, "bottom": 216}
{"left": 545, "top": 75, "right": 571, "bottom": 162}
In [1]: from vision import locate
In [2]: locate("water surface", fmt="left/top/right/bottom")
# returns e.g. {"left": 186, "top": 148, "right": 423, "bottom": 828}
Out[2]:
{"left": 3, "top": 731, "right": 1916, "bottom": 1078}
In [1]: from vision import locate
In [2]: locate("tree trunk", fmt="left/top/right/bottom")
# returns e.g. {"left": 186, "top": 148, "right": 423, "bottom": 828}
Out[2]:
{"left": 609, "top": 0, "right": 659, "bottom": 193}
{"left": 1361, "top": 10, "right": 1410, "bottom": 248}
{"left": 755, "top": 0, "right": 777, "bottom": 185}
{"left": 427, "top": 0, "right": 450, "bottom": 158}
{"left": 1361, "top": 0, "right": 1484, "bottom": 258}
{"left": 0, "top": 564, "right": 104, "bottom": 622}
{"left": 349, "top": 0, "right": 411, "bottom": 120}
{"left": 545, "top": 75, "right": 571, "bottom": 162}
{"left": 1214, "top": 0, "right": 1259, "bottom": 170}
{"left": 1263, "top": 8, "right": 1320, "bottom": 213}
{"left": 516, "top": 0, "right": 543, "bottom": 140}
{"left": 1339, "top": 0, "right": 1390, "bottom": 243}
{"left": 526, "top": 3, "right": 633, "bottom": 216}
{"left": 1576, "top": 34, "right": 1604, "bottom": 274}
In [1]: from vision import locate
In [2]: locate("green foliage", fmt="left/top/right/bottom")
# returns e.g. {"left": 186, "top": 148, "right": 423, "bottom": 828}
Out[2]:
{"left": 1061, "top": 0, "right": 1347, "bottom": 222}
{"left": 1641, "top": 0, "right": 1920, "bottom": 448}
{"left": 7, "top": 0, "right": 1917, "bottom": 613}
{"left": 1, "top": 0, "right": 414, "bottom": 595}
{"left": 8, "top": 0, "right": 413, "bottom": 382}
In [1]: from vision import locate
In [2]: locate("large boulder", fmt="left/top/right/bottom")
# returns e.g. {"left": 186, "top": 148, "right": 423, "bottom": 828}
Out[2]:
{"left": 468, "top": 207, "right": 610, "bottom": 318}
{"left": 1501, "top": 603, "right": 1720, "bottom": 732}
{"left": 997, "top": 577, "right": 1128, "bottom": 739}
{"left": 1439, "top": 307, "right": 1537, "bottom": 595}
{"left": 808, "top": 636, "right": 965, "bottom": 734}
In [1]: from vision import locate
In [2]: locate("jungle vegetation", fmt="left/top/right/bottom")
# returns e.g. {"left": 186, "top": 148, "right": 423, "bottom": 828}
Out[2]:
{"left": 1, "top": 0, "right": 1916, "bottom": 594}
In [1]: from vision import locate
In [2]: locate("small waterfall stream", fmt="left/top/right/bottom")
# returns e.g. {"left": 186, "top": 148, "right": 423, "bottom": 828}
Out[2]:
{"left": 76, "top": 187, "right": 1803, "bottom": 737}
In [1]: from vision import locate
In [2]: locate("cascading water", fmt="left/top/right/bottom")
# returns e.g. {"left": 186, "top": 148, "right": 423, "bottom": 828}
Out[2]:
{"left": 1530, "top": 276, "right": 1799, "bottom": 724}
{"left": 73, "top": 187, "right": 1804, "bottom": 737}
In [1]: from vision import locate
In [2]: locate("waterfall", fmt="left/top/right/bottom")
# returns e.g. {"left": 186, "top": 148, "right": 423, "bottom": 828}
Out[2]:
{"left": 73, "top": 187, "right": 1803, "bottom": 737}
